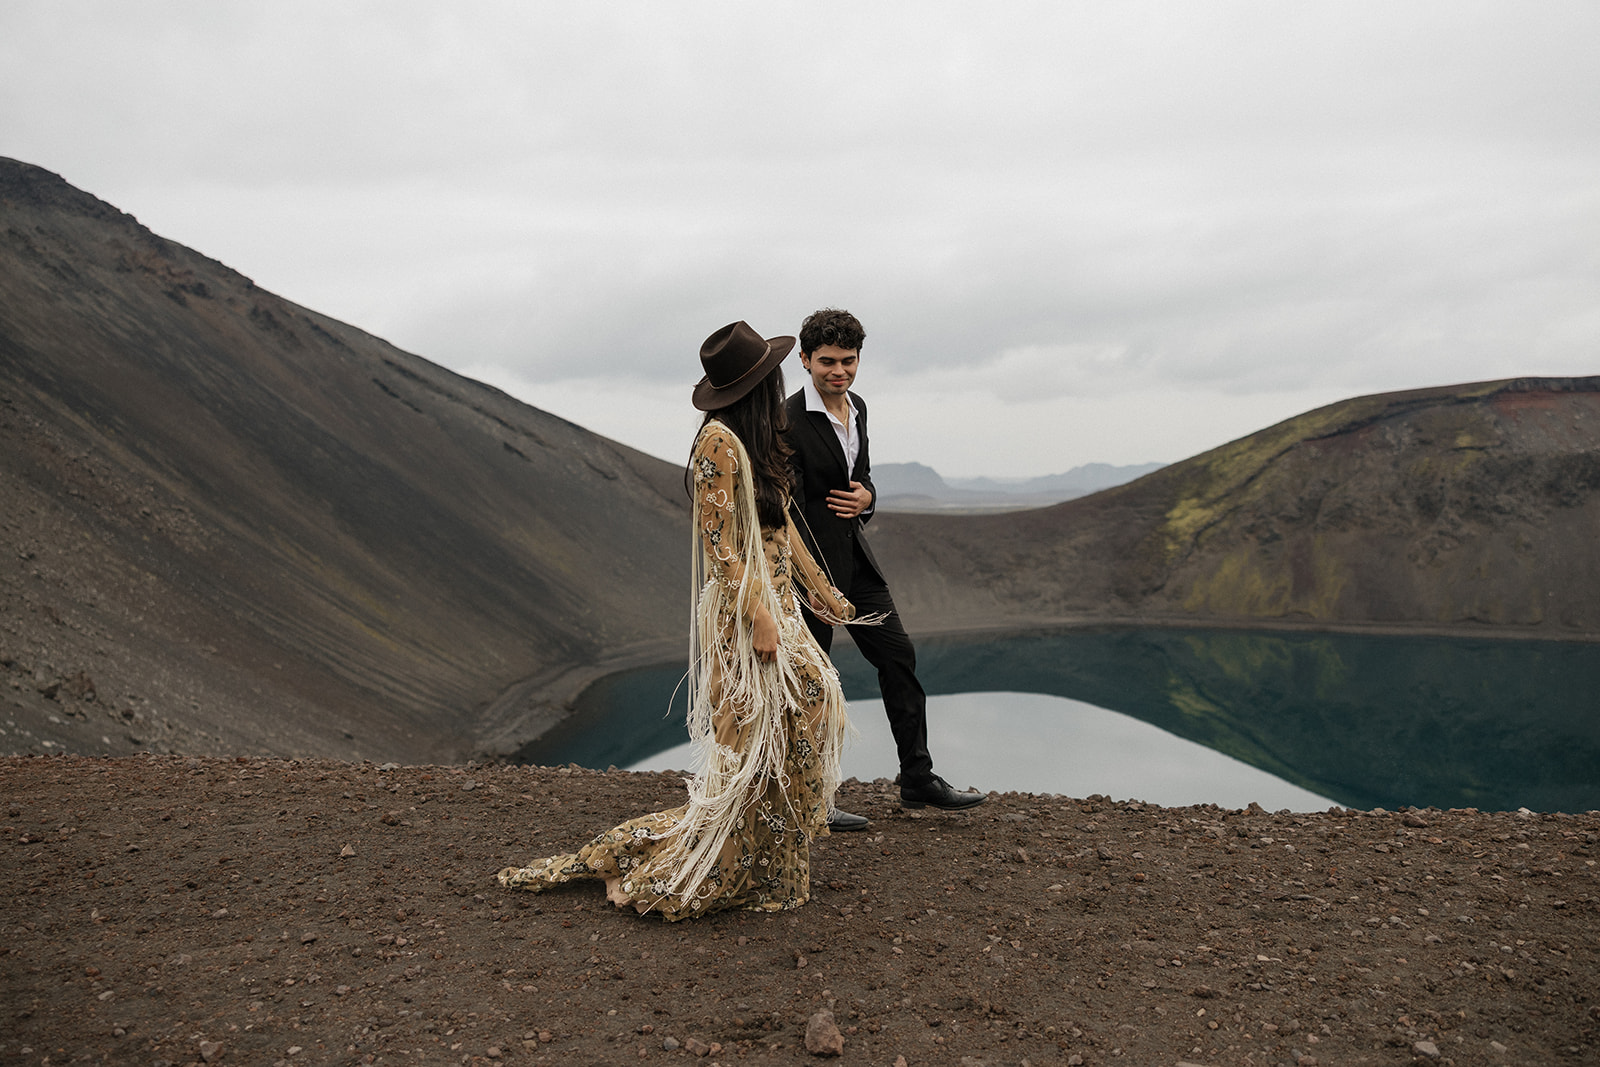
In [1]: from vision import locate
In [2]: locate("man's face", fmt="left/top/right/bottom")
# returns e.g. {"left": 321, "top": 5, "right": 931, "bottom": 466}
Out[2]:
{"left": 801, "top": 345, "right": 860, "bottom": 398}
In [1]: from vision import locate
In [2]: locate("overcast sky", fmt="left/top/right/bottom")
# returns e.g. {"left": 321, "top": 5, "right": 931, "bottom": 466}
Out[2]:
{"left": 3, "top": 2, "right": 1596, "bottom": 477}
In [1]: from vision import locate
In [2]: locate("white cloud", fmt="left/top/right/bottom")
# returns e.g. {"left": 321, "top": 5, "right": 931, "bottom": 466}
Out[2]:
{"left": 2, "top": 1, "right": 1596, "bottom": 477}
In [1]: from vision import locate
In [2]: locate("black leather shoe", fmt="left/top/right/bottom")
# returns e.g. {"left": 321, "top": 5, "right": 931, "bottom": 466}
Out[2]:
{"left": 900, "top": 775, "right": 987, "bottom": 811}
{"left": 827, "top": 807, "right": 870, "bottom": 831}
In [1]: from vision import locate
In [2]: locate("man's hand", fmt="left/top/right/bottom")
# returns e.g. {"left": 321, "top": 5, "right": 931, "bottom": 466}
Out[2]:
{"left": 826, "top": 480, "right": 873, "bottom": 519}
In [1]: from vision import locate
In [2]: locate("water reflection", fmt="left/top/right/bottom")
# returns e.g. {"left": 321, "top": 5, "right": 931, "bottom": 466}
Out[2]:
{"left": 634, "top": 692, "right": 1336, "bottom": 812}
{"left": 514, "top": 627, "right": 1600, "bottom": 812}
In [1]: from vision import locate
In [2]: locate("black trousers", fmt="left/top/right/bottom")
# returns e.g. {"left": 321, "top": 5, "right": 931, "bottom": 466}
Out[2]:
{"left": 802, "top": 544, "right": 934, "bottom": 785}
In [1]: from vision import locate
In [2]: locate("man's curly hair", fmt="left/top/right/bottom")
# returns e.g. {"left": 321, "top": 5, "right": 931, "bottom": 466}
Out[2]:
{"left": 799, "top": 308, "right": 866, "bottom": 356}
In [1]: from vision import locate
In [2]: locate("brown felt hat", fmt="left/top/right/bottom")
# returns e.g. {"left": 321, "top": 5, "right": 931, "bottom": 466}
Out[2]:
{"left": 692, "top": 321, "right": 795, "bottom": 411}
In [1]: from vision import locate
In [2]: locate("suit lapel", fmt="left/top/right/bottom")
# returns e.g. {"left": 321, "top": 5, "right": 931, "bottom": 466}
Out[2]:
{"left": 851, "top": 393, "right": 868, "bottom": 482}
{"left": 805, "top": 409, "right": 851, "bottom": 483}
{"left": 787, "top": 412, "right": 838, "bottom": 483}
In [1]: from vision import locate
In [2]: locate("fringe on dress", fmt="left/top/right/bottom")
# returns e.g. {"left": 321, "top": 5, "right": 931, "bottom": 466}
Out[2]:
{"left": 496, "top": 420, "right": 866, "bottom": 919}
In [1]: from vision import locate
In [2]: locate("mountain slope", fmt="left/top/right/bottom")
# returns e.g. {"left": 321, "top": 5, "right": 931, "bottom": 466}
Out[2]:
{"left": 0, "top": 159, "right": 690, "bottom": 762}
{"left": 5, "top": 159, "right": 1595, "bottom": 768}
{"left": 872, "top": 377, "right": 1600, "bottom": 636}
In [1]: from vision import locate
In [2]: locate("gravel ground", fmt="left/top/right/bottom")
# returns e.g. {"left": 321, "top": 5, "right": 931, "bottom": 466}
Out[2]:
{"left": 3, "top": 755, "right": 1597, "bottom": 1067}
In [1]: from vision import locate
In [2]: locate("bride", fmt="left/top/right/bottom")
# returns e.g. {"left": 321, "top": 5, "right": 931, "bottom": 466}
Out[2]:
{"left": 498, "top": 320, "right": 867, "bottom": 919}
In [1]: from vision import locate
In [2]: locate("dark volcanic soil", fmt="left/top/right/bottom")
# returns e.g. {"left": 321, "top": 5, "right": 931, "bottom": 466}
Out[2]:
{"left": 4, "top": 756, "right": 1597, "bottom": 1067}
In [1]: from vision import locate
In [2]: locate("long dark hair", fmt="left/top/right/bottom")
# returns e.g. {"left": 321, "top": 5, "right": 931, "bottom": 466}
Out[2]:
{"left": 689, "top": 365, "right": 794, "bottom": 529}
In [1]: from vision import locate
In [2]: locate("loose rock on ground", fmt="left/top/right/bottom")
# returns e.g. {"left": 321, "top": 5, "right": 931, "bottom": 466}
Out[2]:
{"left": 3, "top": 754, "right": 1597, "bottom": 1065}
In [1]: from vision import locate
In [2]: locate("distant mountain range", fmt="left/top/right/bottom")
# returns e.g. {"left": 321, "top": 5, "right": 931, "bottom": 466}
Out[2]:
{"left": 873, "top": 461, "right": 1166, "bottom": 511}
{"left": 3, "top": 157, "right": 1596, "bottom": 765}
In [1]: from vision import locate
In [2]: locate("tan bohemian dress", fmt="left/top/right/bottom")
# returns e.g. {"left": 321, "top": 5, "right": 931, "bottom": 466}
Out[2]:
{"left": 497, "top": 420, "right": 858, "bottom": 920}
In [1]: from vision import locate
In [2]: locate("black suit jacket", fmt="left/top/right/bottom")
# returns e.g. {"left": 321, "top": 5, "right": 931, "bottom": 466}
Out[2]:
{"left": 783, "top": 388, "right": 883, "bottom": 594}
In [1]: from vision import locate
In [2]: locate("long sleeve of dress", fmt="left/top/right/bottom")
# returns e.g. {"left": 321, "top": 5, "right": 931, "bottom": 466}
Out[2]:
{"left": 786, "top": 516, "right": 855, "bottom": 624}
{"left": 691, "top": 425, "right": 757, "bottom": 623}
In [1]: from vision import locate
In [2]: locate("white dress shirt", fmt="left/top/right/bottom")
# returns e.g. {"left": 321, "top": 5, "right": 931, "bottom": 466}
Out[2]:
{"left": 803, "top": 379, "right": 860, "bottom": 474}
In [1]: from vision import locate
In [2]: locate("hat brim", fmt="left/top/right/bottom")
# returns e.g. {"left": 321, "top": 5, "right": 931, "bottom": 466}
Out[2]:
{"left": 691, "top": 335, "right": 795, "bottom": 411}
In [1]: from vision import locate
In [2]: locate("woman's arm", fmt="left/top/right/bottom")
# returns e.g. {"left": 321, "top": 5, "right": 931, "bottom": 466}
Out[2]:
{"left": 692, "top": 426, "right": 750, "bottom": 596}
{"left": 693, "top": 426, "right": 777, "bottom": 660}
{"left": 786, "top": 515, "right": 855, "bottom": 623}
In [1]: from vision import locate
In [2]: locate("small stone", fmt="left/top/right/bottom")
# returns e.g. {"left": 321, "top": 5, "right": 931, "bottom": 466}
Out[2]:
{"left": 1297, "top": 1056, "right": 1319, "bottom": 1066}
{"left": 683, "top": 1037, "right": 712, "bottom": 1057}
{"left": 486, "top": 1047, "right": 502, "bottom": 1060}
{"left": 662, "top": 1037, "right": 680, "bottom": 1050}
{"left": 1491, "top": 1041, "right": 1508, "bottom": 1053}
{"left": 300, "top": 932, "right": 317, "bottom": 944}
{"left": 1067, "top": 1057, "right": 1083, "bottom": 1067}
{"left": 1413, "top": 1039, "right": 1441, "bottom": 1059}
{"left": 340, "top": 844, "right": 356, "bottom": 857}
{"left": 895, "top": 1057, "right": 910, "bottom": 1067}
{"left": 198, "top": 1040, "right": 223, "bottom": 1062}
{"left": 1403, "top": 813, "right": 1429, "bottom": 828}
{"left": 210, "top": 908, "right": 228, "bottom": 919}
{"left": 539, "top": 1030, "right": 553, "bottom": 1043}
{"left": 805, "top": 1010, "right": 845, "bottom": 1056}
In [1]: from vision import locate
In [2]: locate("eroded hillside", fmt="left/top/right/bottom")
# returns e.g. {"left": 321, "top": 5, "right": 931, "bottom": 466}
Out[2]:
{"left": 0, "top": 159, "right": 689, "bottom": 763}
{"left": 873, "top": 378, "right": 1600, "bottom": 637}
{"left": 4, "top": 158, "right": 1595, "bottom": 769}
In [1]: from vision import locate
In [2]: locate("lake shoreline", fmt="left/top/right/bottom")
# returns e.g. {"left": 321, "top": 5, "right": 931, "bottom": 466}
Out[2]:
{"left": 492, "top": 617, "right": 1593, "bottom": 793}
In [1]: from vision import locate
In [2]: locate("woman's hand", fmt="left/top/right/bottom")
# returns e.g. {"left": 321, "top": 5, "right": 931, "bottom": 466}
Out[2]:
{"left": 752, "top": 607, "right": 779, "bottom": 663}
{"left": 835, "top": 593, "right": 856, "bottom": 623}
{"left": 807, "top": 588, "right": 855, "bottom": 623}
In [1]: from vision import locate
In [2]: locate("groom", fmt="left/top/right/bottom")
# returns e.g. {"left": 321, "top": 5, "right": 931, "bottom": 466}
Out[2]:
{"left": 783, "top": 307, "right": 986, "bottom": 827}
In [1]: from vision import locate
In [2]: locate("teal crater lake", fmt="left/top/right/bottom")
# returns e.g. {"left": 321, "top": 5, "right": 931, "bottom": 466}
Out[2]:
{"left": 516, "top": 627, "right": 1600, "bottom": 813}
